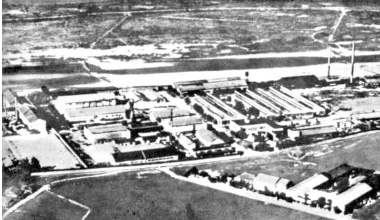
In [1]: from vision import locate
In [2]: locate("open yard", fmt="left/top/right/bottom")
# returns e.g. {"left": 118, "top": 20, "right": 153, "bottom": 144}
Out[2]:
{"left": 49, "top": 171, "right": 326, "bottom": 220}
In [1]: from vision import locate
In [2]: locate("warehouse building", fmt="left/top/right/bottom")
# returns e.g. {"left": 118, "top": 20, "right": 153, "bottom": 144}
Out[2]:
{"left": 334, "top": 183, "right": 374, "bottom": 214}
{"left": 113, "top": 143, "right": 178, "bottom": 165}
{"left": 64, "top": 105, "right": 127, "bottom": 123}
{"left": 54, "top": 92, "right": 117, "bottom": 114}
{"left": 174, "top": 77, "right": 248, "bottom": 96}
{"left": 163, "top": 116, "right": 206, "bottom": 134}
{"left": 252, "top": 173, "right": 292, "bottom": 194}
{"left": 2, "top": 89, "right": 17, "bottom": 116}
{"left": 17, "top": 104, "right": 46, "bottom": 133}
{"left": 230, "top": 118, "right": 284, "bottom": 139}
{"left": 149, "top": 108, "right": 193, "bottom": 122}
{"left": 194, "top": 94, "right": 245, "bottom": 125}
{"left": 84, "top": 123, "right": 130, "bottom": 144}
{"left": 237, "top": 87, "right": 325, "bottom": 119}
{"left": 288, "top": 125, "right": 339, "bottom": 140}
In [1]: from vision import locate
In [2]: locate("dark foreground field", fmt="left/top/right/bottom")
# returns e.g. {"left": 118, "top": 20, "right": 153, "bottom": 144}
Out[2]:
{"left": 45, "top": 172, "right": 325, "bottom": 220}
{"left": 4, "top": 191, "right": 88, "bottom": 220}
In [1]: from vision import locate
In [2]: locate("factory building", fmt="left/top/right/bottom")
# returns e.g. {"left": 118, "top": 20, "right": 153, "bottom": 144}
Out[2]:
{"left": 236, "top": 86, "right": 325, "bottom": 119}
{"left": 2, "top": 89, "right": 17, "bottom": 116}
{"left": 334, "top": 183, "right": 374, "bottom": 214}
{"left": 174, "top": 77, "right": 248, "bottom": 96}
{"left": 194, "top": 94, "right": 245, "bottom": 125}
{"left": 288, "top": 125, "right": 339, "bottom": 140}
{"left": 113, "top": 144, "right": 178, "bottom": 165}
{"left": 54, "top": 92, "right": 117, "bottom": 114}
{"left": 84, "top": 123, "right": 130, "bottom": 144}
{"left": 252, "top": 173, "right": 293, "bottom": 194}
{"left": 230, "top": 118, "right": 284, "bottom": 140}
{"left": 64, "top": 105, "right": 127, "bottom": 123}
{"left": 17, "top": 104, "right": 46, "bottom": 133}
{"left": 163, "top": 116, "right": 206, "bottom": 134}
{"left": 149, "top": 108, "right": 193, "bottom": 122}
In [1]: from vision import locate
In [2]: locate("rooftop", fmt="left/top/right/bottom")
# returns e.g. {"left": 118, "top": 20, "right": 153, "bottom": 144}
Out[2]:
{"left": 254, "top": 173, "right": 280, "bottom": 186}
{"left": 171, "top": 116, "right": 203, "bottom": 127}
{"left": 232, "top": 118, "right": 282, "bottom": 129}
{"left": 196, "top": 129, "right": 224, "bottom": 146}
{"left": 55, "top": 92, "right": 116, "bottom": 104}
{"left": 290, "top": 174, "right": 329, "bottom": 192}
{"left": 353, "top": 111, "right": 380, "bottom": 120}
{"left": 335, "top": 183, "right": 373, "bottom": 207}
{"left": 325, "top": 164, "right": 355, "bottom": 180}
{"left": 66, "top": 105, "right": 126, "bottom": 118}
{"left": 296, "top": 125, "right": 337, "bottom": 136}
{"left": 116, "top": 143, "right": 167, "bottom": 153}
{"left": 17, "top": 104, "right": 40, "bottom": 123}
{"left": 87, "top": 123, "right": 128, "bottom": 134}
{"left": 237, "top": 172, "right": 256, "bottom": 182}
{"left": 150, "top": 108, "right": 192, "bottom": 120}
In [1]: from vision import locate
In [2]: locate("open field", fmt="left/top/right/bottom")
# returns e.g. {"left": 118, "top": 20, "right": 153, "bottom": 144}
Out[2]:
{"left": 111, "top": 9, "right": 339, "bottom": 53}
{"left": 4, "top": 191, "right": 88, "bottom": 220}
{"left": 2, "top": 14, "right": 122, "bottom": 54}
{"left": 335, "top": 10, "right": 380, "bottom": 51}
{"left": 50, "top": 172, "right": 326, "bottom": 220}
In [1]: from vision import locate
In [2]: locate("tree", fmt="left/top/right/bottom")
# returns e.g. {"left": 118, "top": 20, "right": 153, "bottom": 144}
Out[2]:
{"left": 30, "top": 157, "right": 41, "bottom": 171}
{"left": 234, "top": 101, "right": 246, "bottom": 115}
{"left": 247, "top": 107, "right": 260, "bottom": 118}
{"left": 184, "top": 97, "right": 191, "bottom": 105}
{"left": 193, "top": 104, "right": 204, "bottom": 115}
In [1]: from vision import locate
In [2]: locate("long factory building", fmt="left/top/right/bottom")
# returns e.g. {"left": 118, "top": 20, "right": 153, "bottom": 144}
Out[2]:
{"left": 194, "top": 93, "right": 245, "bottom": 125}
{"left": 234, "top": 86, "right": 325, "bottom": 119}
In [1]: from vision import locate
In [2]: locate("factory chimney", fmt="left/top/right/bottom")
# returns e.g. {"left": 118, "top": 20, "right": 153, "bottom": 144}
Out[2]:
{"left": 350, "top": 41, "right": 355, "bottom": 84}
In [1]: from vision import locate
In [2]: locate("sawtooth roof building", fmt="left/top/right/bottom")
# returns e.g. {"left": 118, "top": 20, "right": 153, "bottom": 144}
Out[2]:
{"left": 234, "top": 86, "right": 325, "bottom": 119}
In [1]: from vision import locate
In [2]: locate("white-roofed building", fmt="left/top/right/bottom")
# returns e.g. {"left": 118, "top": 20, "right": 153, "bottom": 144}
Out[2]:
{"left": 84, "top": 123, "right": 130, "bottom": 144}
{"left": 17, "top": 104, "right": 46, "bottom": 133}
{"left": 288, "top": 174, "right": 330, "bottom": 203}
{"left": 196, "top": 129, "right": 224, "bottom": 147}
{"left": 253, "top": 173, "right": 281, "bottom": 193}
{"left": 64, "top": 105, "right": 127, "bottom": 123}
{"left": 333, "top": 183, "right": 374, "bottom": 214}
{"left": 163, "top": 116, "right": 206, "bottom": 134}
{"left": 54, "top": 92, "right": 116, "bottom": 114}
{"left": 234, "top": 172, "right": 256, "bottom": 186}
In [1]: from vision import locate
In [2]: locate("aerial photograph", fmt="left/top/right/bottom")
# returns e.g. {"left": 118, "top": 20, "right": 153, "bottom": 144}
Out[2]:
{"left": 2, "top": 0, "right": 380, "bottom": 219}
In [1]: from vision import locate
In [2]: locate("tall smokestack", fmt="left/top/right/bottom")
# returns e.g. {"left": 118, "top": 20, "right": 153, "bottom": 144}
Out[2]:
{"left": 170, "top": 108, "right": 173, "bottom": 123}
{"left": 350, "top": 41, "right": 355, "bottom": 84}
{"left": 327, "top": 46, "right": 331, "bottom": 79}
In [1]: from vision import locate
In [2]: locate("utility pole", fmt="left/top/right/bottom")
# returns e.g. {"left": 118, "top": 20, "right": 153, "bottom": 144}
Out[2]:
{"left": 350, "top": 41, "right": 355, "bottom": 84}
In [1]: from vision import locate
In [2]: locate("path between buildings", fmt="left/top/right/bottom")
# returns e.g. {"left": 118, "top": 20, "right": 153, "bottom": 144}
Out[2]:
{"left": 160, "top": 168, "right": 353, "bottom": 220}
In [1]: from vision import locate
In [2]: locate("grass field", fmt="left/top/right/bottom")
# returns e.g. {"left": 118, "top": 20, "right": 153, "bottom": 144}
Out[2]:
{"left": 335, "top": 10, "right": 380, "bottom": 51}
{"left": 4, "top": 191, "right": 88, "bottom": 220}
{"left": 50, "top": 172, "right": 326, "bottom": 220}
{"left": 114, "top": 9, "right": 338, "bottom": 53}
{"left": 2, "top": 15, "right": 122, "bottom": 54}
